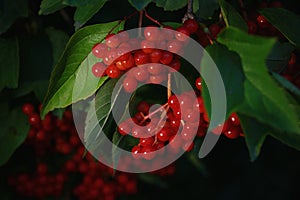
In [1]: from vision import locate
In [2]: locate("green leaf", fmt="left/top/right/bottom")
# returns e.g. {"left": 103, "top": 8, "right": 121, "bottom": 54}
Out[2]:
{"left": 84, "top": 78, "right": 119, "bottom": 150}
{"left": 12, "top": 80, "right": 49, "bottom": 102}
{"left": 266, "top": 42, "right": 295, "bottom": 72}
{"left": 74, "top": 0, "right": 108, "bottom": 30}
{"left": 0, "top": 38, "right": 19, "bottom": 92}
{"left": 39, "top": 0, "right": 66, "bottom": 15}
{"left": 271, "top": 72, "right": 300, "bottom": 99}
{"left": 0, "top": 0, "right": 28, "bottom": 34}
{"left": 41, "top": 21, "right": 124, "bottom": 117}
{"left": 45, "top": 27, "right": 69, "bottom": 65}
{"left": 193, "top": 0, "right": 219, "bottom": 19}
{"left": 218, "top": 0, "right": 247, "bottom": 31}
{"left": 62, "top": 0, "right": 99, "bottom": 6}
{"left": 162, "top": 22, "right": 182, "bottom": 29}
{"left": 0, "top": 107, "right": 30, "bottom": 166}
{"left": 138, "top": 174, "right": 168, "bottom": 188}
{"left": 128, "top": 0, "right": 152, "bottom": 10}
{"left": 238, "top": 114, "right": 268, "bottom": 161}
{"left": 260, "top": 8, "right": 300, "bottom": 48}
{"left": 202, "top": 44, "right": 245, "bottom": 118}
{"left": 218, "top": 27, "right": 300, "bottom": 134}
{"left": 154, "top": 0, "right": 187, "bottom": 11}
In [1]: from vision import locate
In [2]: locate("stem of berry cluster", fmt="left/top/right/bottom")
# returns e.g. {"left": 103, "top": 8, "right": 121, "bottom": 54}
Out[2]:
{"left": 144, "top": 9, "right": 162, "bottom": 26}
{"left": 138, "top": 10, "right": 143, "bottom": 37}
{"left": 183, "top": 0, "right": 195, "bottom": 22}
{"left": 140, "top": 103, "right": 168, "bottom": 124}
{"left": 167, "top": 73, "right": 172, "bottom": 98}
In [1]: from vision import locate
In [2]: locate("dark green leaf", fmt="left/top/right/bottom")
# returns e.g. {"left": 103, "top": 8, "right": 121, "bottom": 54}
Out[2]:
{"left": 128, "top": 0, "right": 152, "bottom": 10}
{"left": 218, "top": 0, "right": 247, "bottom": 31}
{"left": 0, "top": 0, "right": 28, "bottom": 34}
{"left": 0, "top": 38, "right": 19, "bottom": 92}
{"left": 272, "top": 72, "right": 300, "bottom": 99}
{"left": 202, "top": 44, "right": 245, "bottom": 118}
{"left": 266, "top": 42, "right": 295, "bottom": 72}
{"left": 41, "top": 21, "right": 124, "bottom": 117}
{"left": 260, "top": 8, "right": 300, "bottom": 48}
{"left": 238, "top": 114, "right": 268, "bottom": 161}
{"left": 39, "top": 0, "right": 66, "bottom": 15}
{"left": 0, "top": 107, "right": 30, "bottom": 166}
{"left": 193, "top": 0, "right": 219, "bottom": 19}
{"left": 12, "top": 80, "right": 49, "bottom": 102}
{"left": 138, "top": 174, "right": 168, "bottom": 188}
{"left": 74, "top": 0, "right": 108, "bottom": 30}
{"left": 154, "top": 0, "right": 187, "bottom": 11}
{"left": 45, "top": 27, "right": 69, "bottom": 65}
{"left": 218, "top": 27, "right": 300, "bottom": 134}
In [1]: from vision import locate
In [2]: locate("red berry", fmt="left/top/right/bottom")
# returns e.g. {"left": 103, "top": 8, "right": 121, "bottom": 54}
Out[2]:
{"left": 183, "top": 19, "right": 199, "bottom": 34}
{"left": 118, "top": 121, "right": 131, "bottom": 135}
{"left": 22, "top": 103, "right": 35, "bottom": 115}
{"left": 141, "top": 146, "right": 155, "bottom": 160}
{"left": 147, "top": 63, "right": 164, "bottom": 75}
{"left": 175, "top": 27, "right": 190, "bottom": 42}
{"left": 209, "top": 24, "right": 221, "bottom": 38}
{"left": 224, "top": 128, "right": 240, "bottom": 139}
{"left": 116, "top": 54, "right": 135, "bottom": 70}
{"left": 195, "top": 77, "right": 202, "bottom": 90}
{"left": 134, "top": 51, "right": 150, "bottom": 66}
{"left": 117, "top": 30, "right": 130, "bottom": 42}
{"left": 144, "top": 26, "right": 160, "bottom": 41}
{"left": 167, "top": 40, "right": 183, "bottom": 53}
{"left": 137, "top": 101, "right": 150, "bottom": 114}
{"left": 160, "top": 51, "right": 173, "bottom": 65}
{"left": 149, "top": 49, "right": 163, "bottom": 63}
{"left": 92, "top": 62, "right": 106, "bottom": 77}
{"left": 105, "top": 33, "right": 120, "bottom": 48}
{"left": 139, "top": 137, "right": 155, "bottom": 147}
{"left": 257, "top": 15, "right": 269, "bottom": 28}
{"left": 106, "top": 64, "right": 121, "bottom": 78}
{"left": 141, "top": 40, "right": 155, "bottom": 54}
{"left": 92, "top": 43, "right": 107, "bottom": 58}
{"left": 133, "top": 67, "right": 149, "bottom": 82}
{"left": 123, "top": 76, "right": 138, "bottom": 93}
{"left": 131, "top": 145, "right": 141, "bottom": 159}
{"left": 37, "top": 163, "right": 48, "bottom": 174}
{"left": 28, "top": 113, "right": 41, "bottom": 126}
{"left": 157, "top": 127, "right": 171, "bottom": 142}
{"left": 229, "top": 113, "right": 240, "bottom": 126}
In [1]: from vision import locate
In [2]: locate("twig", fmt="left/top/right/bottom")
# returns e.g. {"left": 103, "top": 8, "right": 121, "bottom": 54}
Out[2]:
{"left": 167, "top": 73, "right": 172, "bottom": 98}
{"left": 183, "top": 0, "right": 195, "bottom": 22}
{"left": 144, "top": 9, "right": 162, "bottom": 26}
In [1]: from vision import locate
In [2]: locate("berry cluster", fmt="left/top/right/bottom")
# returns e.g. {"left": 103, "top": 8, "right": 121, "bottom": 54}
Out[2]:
{"left": 91, "top": 19, "right": 201, "bottom": 92}
{"left": 8, "top": 104, "right": 138, "bottom": 200}
{"left": 117, "top": 77, "right": 243, "bottom": 161}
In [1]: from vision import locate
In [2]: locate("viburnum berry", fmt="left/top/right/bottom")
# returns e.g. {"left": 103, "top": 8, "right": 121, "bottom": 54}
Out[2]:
{"left": 175, "top": 27, "right": 190, "bottom": 42}
{"left": 123, "top": 76, "right": 138, "bottom": 93}
{"left": 183, "top": 19, "right": 199, "bottom": 34}
{"left": 137, "top": 101, "right": 150, "bottom": 114}
{"left": 247, "top": 20, "right": 258, "bottom": 34}
{"left": 224, "top": 128, "right": 240, "bottom": 139}
{"left": 195, "top": 77, "right": 202, "bottom": 90}
{"left": 133, "top": 67, "right": 149, "bottom": 82}
{"left": 139, "top": 137, "right": 155, "bottom": 147}
{"left": 209, "top": 24, "right": 221, "bottom": 38}
{"left": 134, "top": 50, "right": 150, "bottom": 66}
{"left": 144, "top": 26, "right": 160, "bottom": 41}
{"left": 22, "top": 103, "right": 35, "bottom": 115}
{"left": 157, "top": 127, "right": 172, "bottom": 142}
{"left": 28, "top": 113, "right": 41, "bottom": 126}
{"left": 106, "top": 64, "right": 121, "bottom": 78}
{"left": 149, "top": 49, "right": 163, "bottom": 63}
{"left": 160, "top": 51, "right": 173, "bottom": 65}
{"left": 257, "top": 15, "right": 269, "bottom": 28}
{"left": 167, "top": 40, "right": 183, "bottom": 54}
{"left": 92, "top": 43, "right": 107, "bottom": 58}
{"left": 105, "top": 33, "right": 120, "bottom": 48}
{"left": 92, "top": 62, "right": 106, "bottom": 77}
{"left": 118, "top": 121, "right": 131, "bottom": 136}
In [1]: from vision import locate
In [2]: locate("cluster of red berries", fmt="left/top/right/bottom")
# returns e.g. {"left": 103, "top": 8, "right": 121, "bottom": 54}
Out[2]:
{"left": 91, "top": 19, "right": 201, "bottom": 92}
{"left": 7, "top": 104, "right": 138, "bottom": 200}
{"left": 117, "top": 77, "right": 243, "bottom": 161}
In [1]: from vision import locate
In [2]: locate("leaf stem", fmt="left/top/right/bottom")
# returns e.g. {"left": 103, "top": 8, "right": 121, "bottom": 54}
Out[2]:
{"left": 138, "top": 10, "right": 143, "bottom": 37}
{"left": 167, "top": 73, "right": 171, "bottom": 98}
